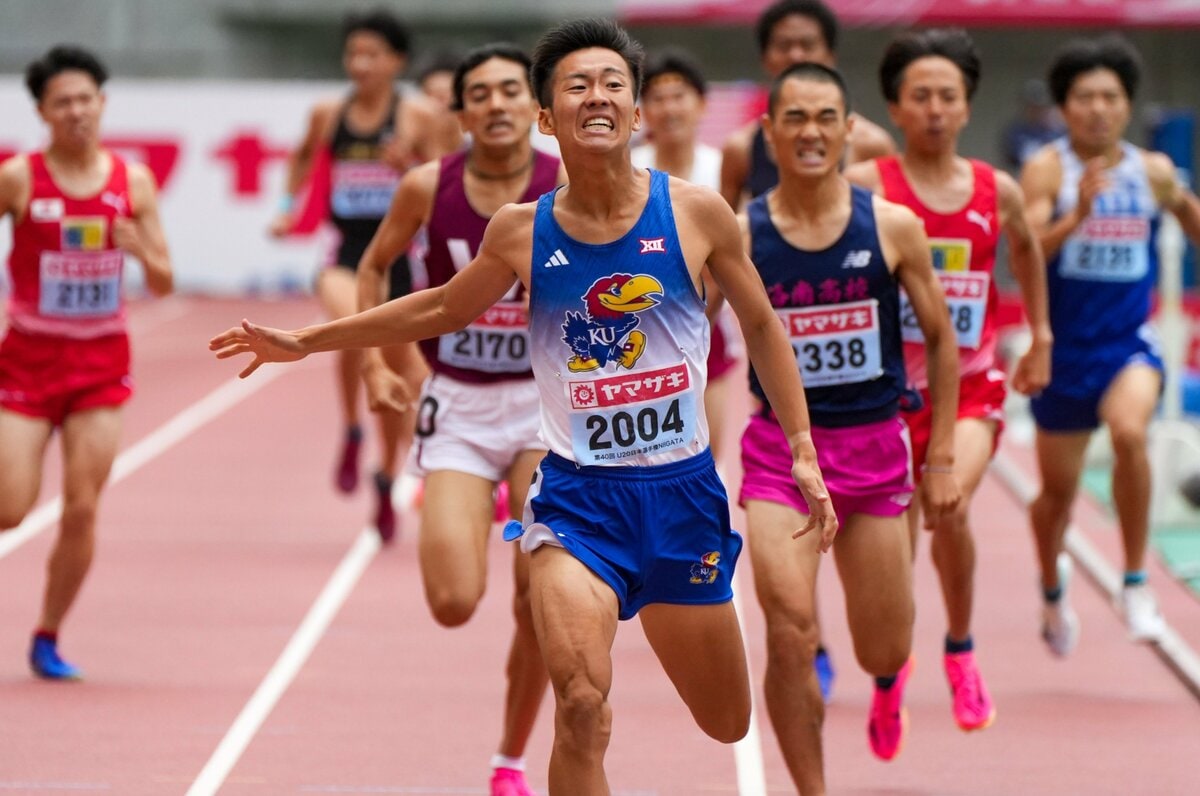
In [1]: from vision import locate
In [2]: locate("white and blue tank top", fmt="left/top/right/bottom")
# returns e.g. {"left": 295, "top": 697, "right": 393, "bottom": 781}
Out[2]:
{"left": 747, "top": 184, "right": 906, "bottom": 427}
{"left": 1049, "top": 138, "right": 1160, "bottom": 351}
{"left": 529, "top": 169, "right": 710, "bottom": 466}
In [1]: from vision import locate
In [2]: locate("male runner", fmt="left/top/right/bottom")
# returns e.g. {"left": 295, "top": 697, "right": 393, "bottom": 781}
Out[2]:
{"left": 269, "top": 9, "right": 459, "bottom": 540}
{"left": 355, "top": 44, "right": 563, "bottom": 796}
{"left": 720, "top": 0, "right": 895, "bottom": 210}
{"left": 845, "top": 28, "right": 1051, "bottom": 731}
{"left": 1021, "top": 35, "right": 1200, "bottom": 650}
{"left": 631, "top": 50, "right": 743, "bottom": 459}
{"left": 740, "top": 63, "right": 958, "bottom": 790}
{"left": 212, "top": 18, "right": 834, "bottom": 792}
{"left": 0, "top": 46, "right": 173, "bottom": 679}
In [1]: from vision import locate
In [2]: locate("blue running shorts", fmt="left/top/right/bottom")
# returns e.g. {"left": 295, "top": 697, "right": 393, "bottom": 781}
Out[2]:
{"left": 511, "top": 449, "right": 742, "bottom": 620}
{"left": 1031, "top": 336, "right": 1164, "bottom": 432}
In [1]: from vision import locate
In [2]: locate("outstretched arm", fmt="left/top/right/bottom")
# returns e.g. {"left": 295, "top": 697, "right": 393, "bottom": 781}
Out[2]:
{"left": 211, "top": 204, "right": 526, "bottom": 378}
{"left": 694, "top": 190, "right": 836, "bottom": 549}
{"left": 996, "top": 171, "right": 1051, "bottom": 395}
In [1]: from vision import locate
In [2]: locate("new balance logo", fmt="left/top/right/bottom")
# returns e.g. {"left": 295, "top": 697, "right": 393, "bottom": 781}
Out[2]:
{"left": 639, "top": 237, "right": 666, "bottom": 254}
{"left": 841, "top": 250, "right": 872, "bottom": 268}
{"left": 543, "top": 249, "right": 570, "bottom": 268}
{"left": 967, "top": 209, "right": 992, "bottom": 236}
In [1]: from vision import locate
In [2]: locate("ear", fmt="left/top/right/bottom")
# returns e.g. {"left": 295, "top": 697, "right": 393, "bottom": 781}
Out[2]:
{"left": 631, "top": 104, "right": 641, "bottom": 133}
{"left": 537, "top": 105, "right": 554, "bottom": 136}
{"left": 885, "top": 101, "right": 901, "bottom": 129}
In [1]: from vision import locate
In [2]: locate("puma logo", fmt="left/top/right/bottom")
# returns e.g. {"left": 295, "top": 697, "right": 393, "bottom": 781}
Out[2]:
{"left": 966, "top": 209, "right": 992, "bottom": 236}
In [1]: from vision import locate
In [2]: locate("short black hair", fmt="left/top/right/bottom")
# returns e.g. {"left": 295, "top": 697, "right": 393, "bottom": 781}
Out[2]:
{"left": 643, "top": 49, "right": 707, "bottom": 98}
{"left": 879, "top": 28, "right": 981, "bottom": 104}
{"left": 768, "top": 62, "right": 851, "bottom": 117}
{"left": 1047, "top": 34, "right": 1141, "bottom": 106}
{"left": 531, "top": 18, "right": 645, "bottom": 108}
{"left": 25, "top": 45, "right": 108, "bottom": 102}
{"left": 417, "top": 50, "right": 462, "bottom": 86}
{"left": 451, "top": 43, "right": 532, "bottom": 111}
{"left": 342, "top": 7, "right": 410, "bottom": 55}
{"left": 756, "top": 0, "right": 839, "bottom": 56}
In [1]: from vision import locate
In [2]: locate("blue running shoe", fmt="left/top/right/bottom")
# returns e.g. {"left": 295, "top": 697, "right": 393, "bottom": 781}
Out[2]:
{"left": 815, "top": 646, "right": 835, "bottom": 703}
{"left": 29, "top": 636, "right": 82, "bottom": 681}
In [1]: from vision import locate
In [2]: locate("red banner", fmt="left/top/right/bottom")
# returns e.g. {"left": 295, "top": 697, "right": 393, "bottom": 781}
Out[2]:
{"left": 619, "top": 0, "right": 1200, "bottom": 27}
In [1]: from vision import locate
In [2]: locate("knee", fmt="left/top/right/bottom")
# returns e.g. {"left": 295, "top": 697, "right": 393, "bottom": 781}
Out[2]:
{"left": 854, "top": 625, "right": 912, "bottom": 678}
{"left": 556, "top": 676, "right": 611, "bottom": 751}
{"left": 1109, "top": 423, "right": 1148, "bottom": 459}
{"left": 763, "top": 608, "right": 820, "bottom": 670}
{"left": 427, "top": 590, "right": 481, "bottom": 628}
{"left": 58, "top": 499, "right": 98, "bottom": 537}
{"left": 1034, "top": 483, "right": 1076, "bottom": 515}
{"left": 700, "top": 701, "right": 751, "bottom": 744}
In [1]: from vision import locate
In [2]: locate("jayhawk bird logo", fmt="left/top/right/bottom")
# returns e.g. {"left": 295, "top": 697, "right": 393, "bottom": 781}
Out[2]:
{"left": 561, "top": 273, "right": 664, "bottom": 373}
{"left": 689, "top": 551, "right": 721, "bottom": 585}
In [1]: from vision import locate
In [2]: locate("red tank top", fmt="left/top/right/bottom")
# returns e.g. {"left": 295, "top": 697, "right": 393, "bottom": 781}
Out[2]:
{"left": 419, "top": 149, "right": 560, "bottom": 383}
{"left": 7, "top": 151, "right": 131, "bottom": 339}
{"left": 877, "top": 156, "right": 1000, "bottom": 387}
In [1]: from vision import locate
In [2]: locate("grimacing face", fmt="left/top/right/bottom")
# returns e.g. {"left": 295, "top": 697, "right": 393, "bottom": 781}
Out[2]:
{"left": 1062, "top": 67, "right": 1130, "bottom": 153}
{"left": 765, "top": 76, "right": 849, "bottom": 179}
{"left": 39, "top": 70, "right": 105, "bottom": 150}
{"left": 459, "top": 57, "right": 537, "bottom": 148}
{"left": 537, "top": 47, "right": 641, "bottom": 154}
{"left": 639, "top": 74, "right": 705, "bottom": 148}
{"left": 343, "top": 31, "right": 405, "bottom": 92}
{"left": 763, "top": 14, "right": 834, "bottom": 78}
{"left": 888, "top": 56, "right": 971, "bottom": 156}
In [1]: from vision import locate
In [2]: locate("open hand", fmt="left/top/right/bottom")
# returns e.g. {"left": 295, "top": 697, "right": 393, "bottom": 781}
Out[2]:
{"left": 791, "top": 456, "right": 838, "bottom": 552}
{"left": 209, "top": 319, "right": 307, "bottom": 378}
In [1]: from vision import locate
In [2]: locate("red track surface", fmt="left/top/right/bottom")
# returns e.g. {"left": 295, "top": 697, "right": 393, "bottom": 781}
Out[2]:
{"left": 1, "top": 297, "right": 1197, "bottom": 795}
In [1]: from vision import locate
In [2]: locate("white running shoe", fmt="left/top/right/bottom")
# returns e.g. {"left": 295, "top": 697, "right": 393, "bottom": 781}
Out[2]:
{"left": 1041, "top": 553, "right": 1080, "bottom": 658}
{"left": 1118, "top": 583, "right": 1166, "bottom": 643}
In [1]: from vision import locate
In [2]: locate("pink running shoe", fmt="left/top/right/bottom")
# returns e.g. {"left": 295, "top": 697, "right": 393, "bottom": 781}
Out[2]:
{"left": 944, "top": 650, "right": 995, "bottom": 731}
{"left": 868, "top": 656, "right": 913, "bottom": 761}
{"left": 334, "top": 426, "right": 363, "bottom": 493}
{"left": 373, "top": 471, "right": 397, "bottom": 543}
{"left": 490, "top": 767, "right": 534, "bottom": 796}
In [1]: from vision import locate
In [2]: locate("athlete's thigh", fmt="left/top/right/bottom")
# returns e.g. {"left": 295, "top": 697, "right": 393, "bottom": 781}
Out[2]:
{"left": 0, "top": 409, "right": 55, "bottom": 524}
{"left": 833, "top": 513, "right": 913, "bottom": 643}
{"left": 744, "top": 498, "right": 822, "bottom": 618}
{"left": 60, "top": 407, "right": 123, "bottom": 502}
{"left": 638, "top": 600, "right": 750, "bottom": 720}
{"left": 1097, "top": 361, "right": 1161, "bottom": 435}
{"left": 529, "top": 545, "right": 619, "bottom": 694}
{"left": 314, "top": 267, "right": 359, "bottom": 319}
{"left": 419, "top": 469, "right": 495, "bottom": 593}
{"left": 954, "top": 417, "right": 1000, "bottom": 499}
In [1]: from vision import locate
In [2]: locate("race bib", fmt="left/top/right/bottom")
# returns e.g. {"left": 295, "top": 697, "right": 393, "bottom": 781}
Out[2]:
{"left": 567, "top": 361, "right": 697, "bottom": 465}
{"left": 38, "top": 250, "right": 123, "bottom": 318}
{"left": 437, "top": 302, "right": 531, "bottom": 374}
{"left": 900, "top": 271, "right": 989, "bottom": 349}
{"left": 779, "top": 299, "right": 883, "bottom": 388}
{"left": 331, "top": 160, "right": 399, "bottom": 219}
{"left": 1060, "top": 218, "right": 1150, "bottom": 282}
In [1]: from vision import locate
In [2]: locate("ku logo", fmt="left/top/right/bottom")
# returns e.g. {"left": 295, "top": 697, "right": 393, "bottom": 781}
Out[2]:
{"left": 689, "top": 551, "right": 721, "bottom": 585}
{"left": 639, "top": 237, "right": 666, "bottom": 254}
{"left": 560, "top": 273, "right": 663, "bottom": 372}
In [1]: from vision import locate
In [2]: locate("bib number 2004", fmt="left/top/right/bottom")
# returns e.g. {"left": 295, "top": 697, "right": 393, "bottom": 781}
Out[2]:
{"left": 585, "top": 398, "right": 685, "bottom": 452}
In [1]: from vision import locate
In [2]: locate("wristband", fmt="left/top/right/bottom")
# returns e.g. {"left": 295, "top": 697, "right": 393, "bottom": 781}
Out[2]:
{"left": 278, "top": 194, "right": 295, "bottom": 213}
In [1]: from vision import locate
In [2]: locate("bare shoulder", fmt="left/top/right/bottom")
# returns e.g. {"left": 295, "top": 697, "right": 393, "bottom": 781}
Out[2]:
{"left": 1142, "top": 148, "right": 1179, "bottom": 186}
{"left": 400, "top": 92, "right": 437, "bottom": 122}
{"left": 872, "top": 193, "right": 922, "bottom": 238}
{"left": 993, "top": 168, "right": 1024, "bottom": 202}
{"left": 843, "top": 158, "right": 882, "bottom": 192}
{"left": 402, "top": 158, "right": 441, "bottom": 198}
{"left": 847, "top": 114, "right": 896, "bottom": 163}
{"left": 126, "top": 160, "right": 158, "bottom": 190}
{"left": 1021, "top": 143, "right": 1061, "bottom": 181}
{"left": 721, "top": 119, "right": 757, "bottom": 158}
{"left": 487, "top": 200, "right": 538, "bottom": 238}
{"left": 671, "top": 177, "right": 735, "bottom": 225}
{"left": 0, "top": 153, "right": 30, "bottom": 186}
{"left": 310, "top": 99, "right": 341, "bottom": 139}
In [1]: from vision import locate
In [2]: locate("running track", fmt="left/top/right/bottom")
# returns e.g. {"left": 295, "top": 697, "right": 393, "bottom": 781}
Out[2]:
{"left": 1, "top": 297, "right": 1197, "bottom": 795}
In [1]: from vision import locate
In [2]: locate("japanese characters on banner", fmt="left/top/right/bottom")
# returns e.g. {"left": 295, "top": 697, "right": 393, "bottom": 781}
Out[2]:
{"left": 0, "top": 79, "right": 343, "bottom": 295}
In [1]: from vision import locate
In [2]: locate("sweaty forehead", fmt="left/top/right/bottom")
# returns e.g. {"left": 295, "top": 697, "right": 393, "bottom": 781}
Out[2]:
{"left": 555, "top": 48, "right": 630, "bottom": 81}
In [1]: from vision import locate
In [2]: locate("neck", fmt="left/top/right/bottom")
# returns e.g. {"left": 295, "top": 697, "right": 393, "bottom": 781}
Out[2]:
{"left": 353, "top": 84, "right": 393, "bottom": 108}
{"left": 776, "top": 171, "right": 847, "bottom": 217}
{"left": 900, "top": 146, "right": 960, "bottom": 179}
{"left": 651, "top": 138, "right": 695, "bottom": 180}
{"left": 45, "top": 140, "right": 102, "bottom": 169}
{"left": 467, "top": 143, "right": 535, "bottom": 181}
{"left": 560, "top": 152, "right": 641, "bottom": 216}
{"left": 1070, "top": 138, "right": 1122, "bottom": 166}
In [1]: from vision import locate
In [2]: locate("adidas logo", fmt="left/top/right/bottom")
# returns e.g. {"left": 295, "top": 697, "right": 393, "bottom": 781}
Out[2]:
{"left": 841, "top": 250, "right": 872, "bottom": 269}
{"left": 543, "top": 249, "right": 570, "bottom": 268}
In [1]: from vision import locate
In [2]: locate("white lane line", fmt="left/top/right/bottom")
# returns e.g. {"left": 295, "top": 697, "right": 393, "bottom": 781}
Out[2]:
{"left": 990, "top": 450, "right": 1200, "bottom": 700}
{"left": 186, "top": 528, "right": 382, "bottom": 796}
{"left": 0, "top": 367, "right": 286, "bottom": 561}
